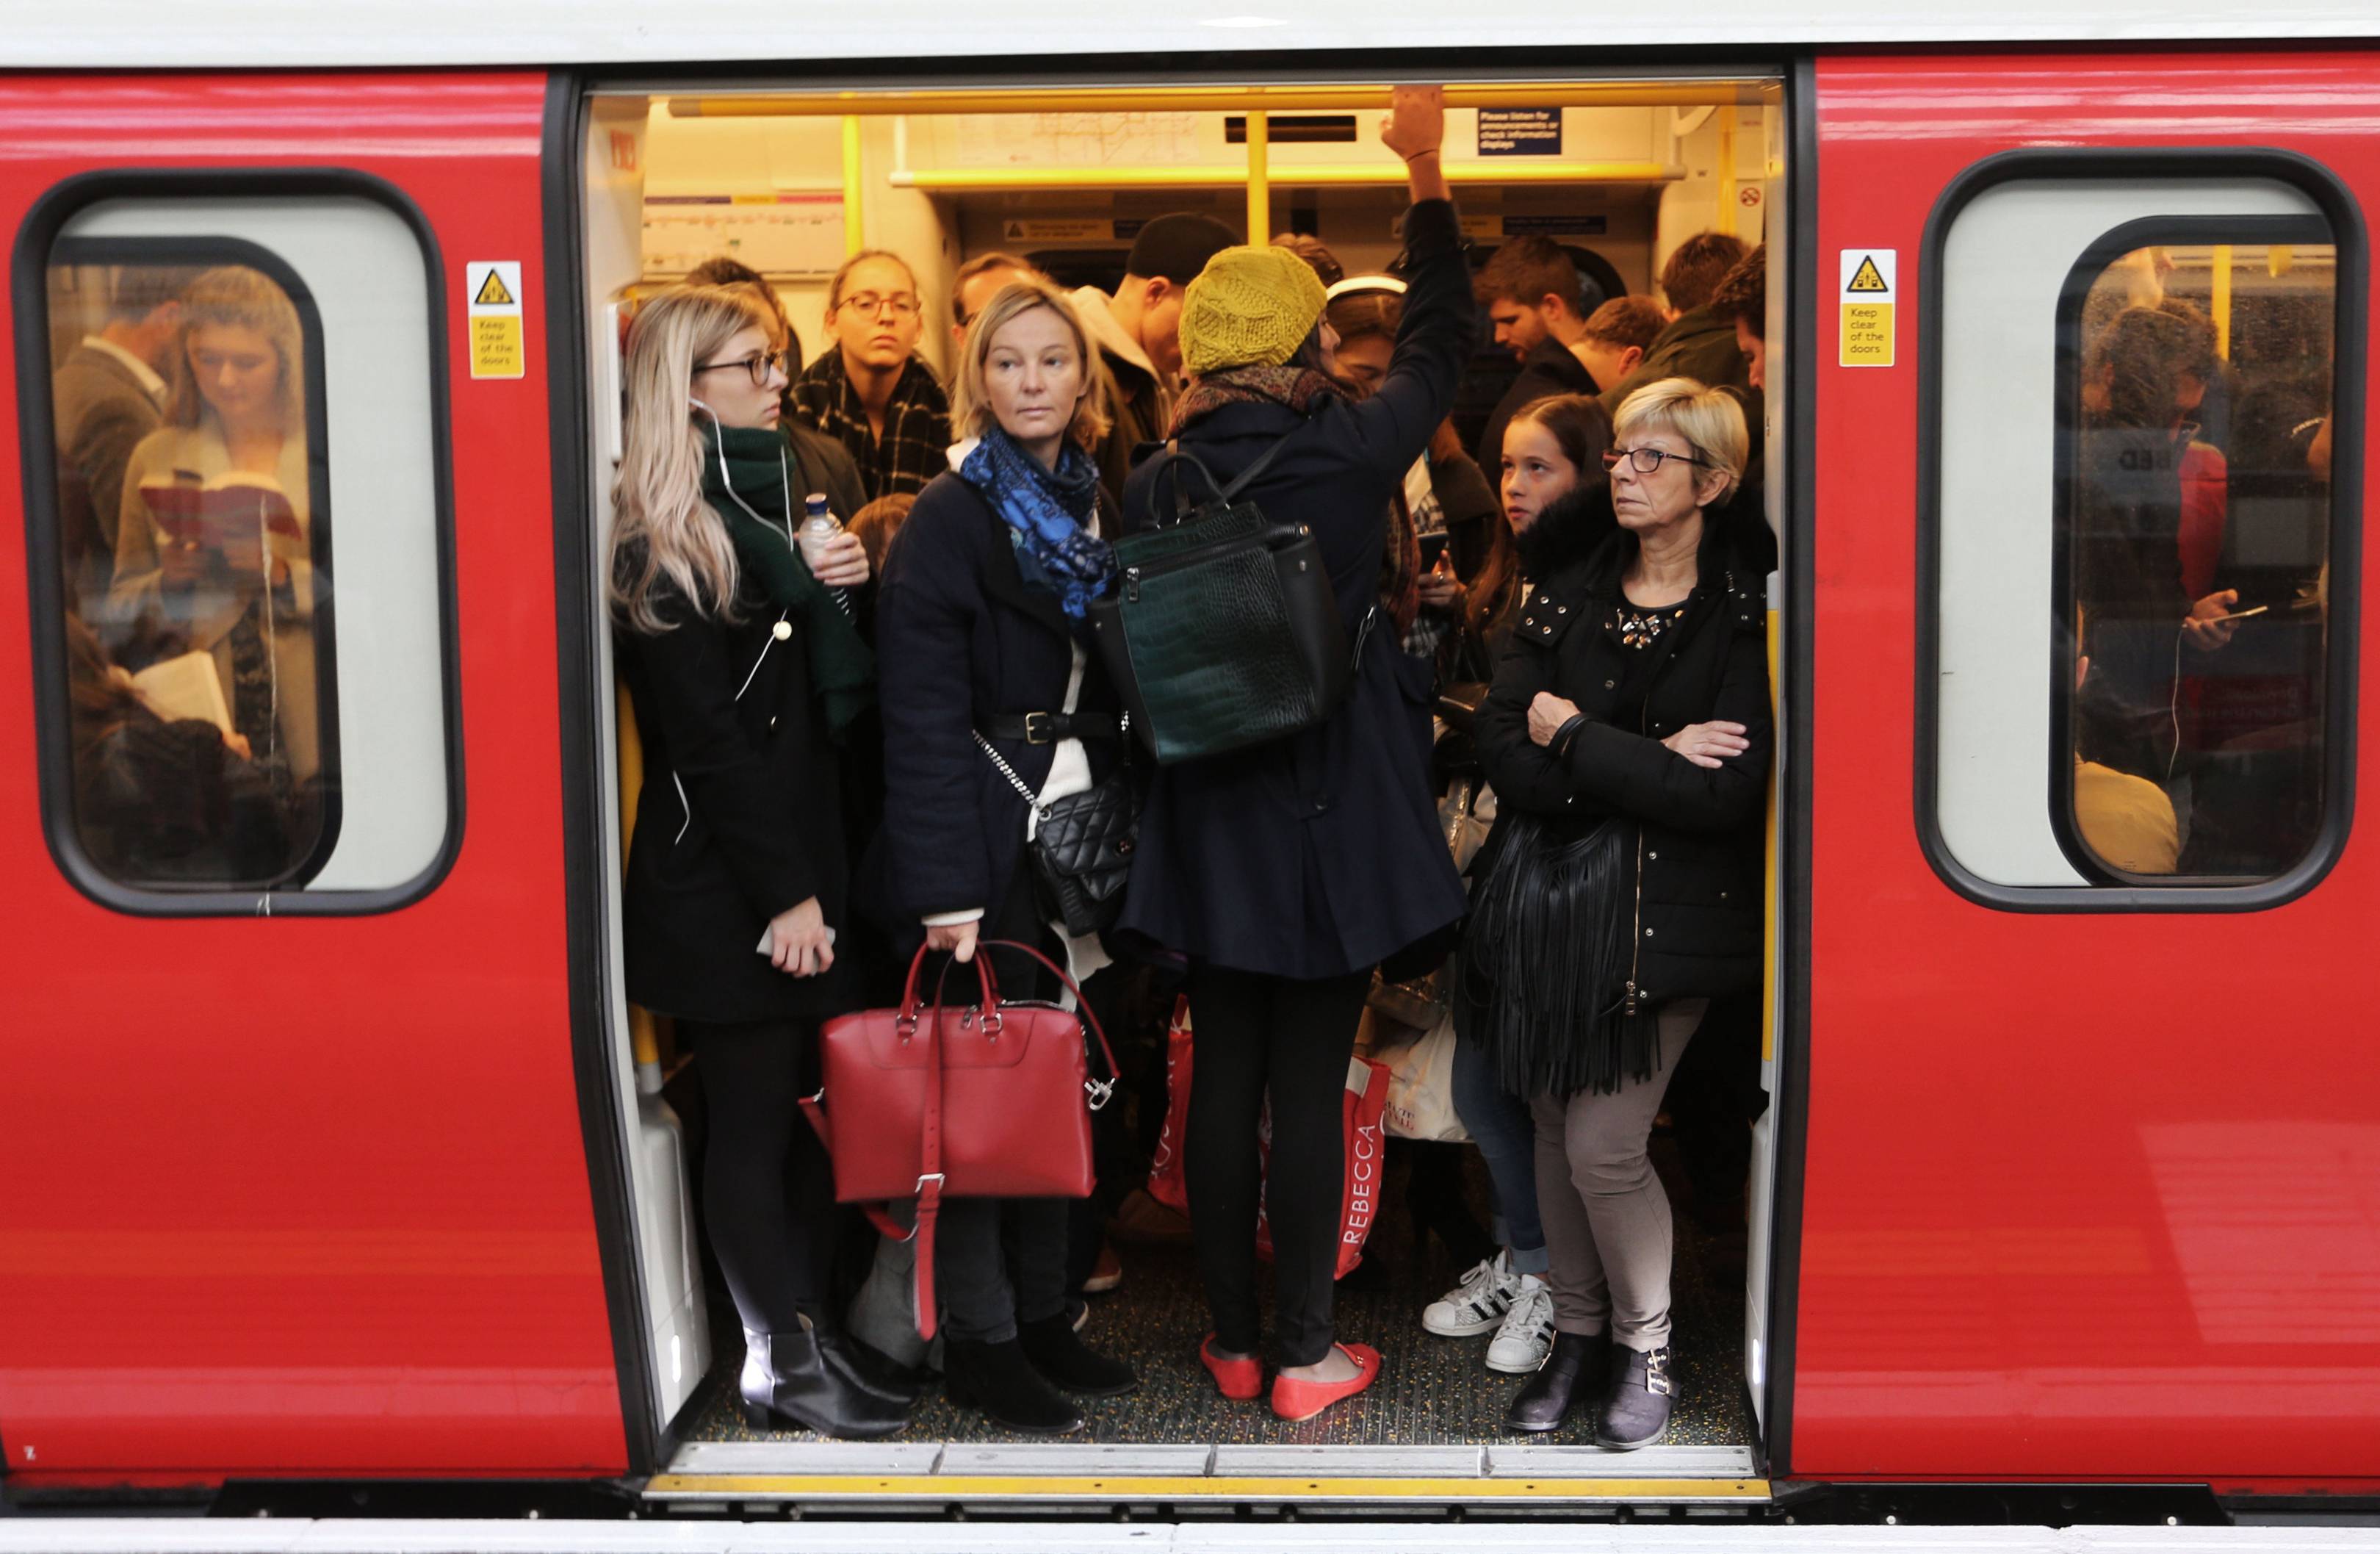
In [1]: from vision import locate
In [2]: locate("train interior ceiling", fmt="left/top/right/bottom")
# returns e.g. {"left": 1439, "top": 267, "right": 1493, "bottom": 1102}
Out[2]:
{"left": 571, "top": 73, "right": 1789, "bottom": 1472}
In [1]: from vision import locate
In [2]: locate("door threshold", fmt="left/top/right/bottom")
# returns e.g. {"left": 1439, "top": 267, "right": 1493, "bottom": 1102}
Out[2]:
{"left": 648, "top": 1441, "right": 1767, "bottom": 1506}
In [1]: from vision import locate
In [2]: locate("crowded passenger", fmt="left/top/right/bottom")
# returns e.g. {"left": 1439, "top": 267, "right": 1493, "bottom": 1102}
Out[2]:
{"left": 874, "top": 276, "right": 1140, "bottom": 1434}
{"left": 2073, "top": 303, "right": 2240, "bottom": 785}
{"left": 1324, "top": 275, "right": 1502, "bottom": 672}
{"left": 1070, "top": 212, "right": 1240, "bottom": 506}
{"left": 1111, "top": 85, "right": 1470, "bottom": 1424}
{"left": 1270, "top": 231, "right": 1344, "bottom": 288}
{"left": 1597, "top": 233, "right": 1750, "bottom": 412}
{"left": 111, "top": 265, "right": 321, "bottom": 787}
{"left": 1472, "top": 237, "right": 1600, "bottom": 471}
{"left": 54, "top": 267, "right": 190, "bottom": 612}
{"left": 683, "top": 256, "right": 868, "bottom": 529}
{"left": 1426, "top": 390, "right": 1617, "bottom": 1373}
{"left": 1570, "top": 296, "right": 1667, "bottom": 402}
{"left": 1464, "top": 378, "right": 1770, "bottom": 1446}
{"left": 1710, "top": 245, "right": 1767, "bottom": 392}
{"left": 607, "top": 284, "right": 910, "bottom": 1440}
{"left": 951, "top": 251, "right": 1046, "bottom": 351}
{"left": 793, "top": 248, "right": 951, "bottom": 500}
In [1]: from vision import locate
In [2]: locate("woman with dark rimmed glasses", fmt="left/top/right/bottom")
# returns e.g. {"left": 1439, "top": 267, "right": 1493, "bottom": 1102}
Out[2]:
{"left": 1465, "top": 377, "right": 1773, "bottom": 1448}
{"left": 608, "top": 285, "right": 908, "bottom": 1440}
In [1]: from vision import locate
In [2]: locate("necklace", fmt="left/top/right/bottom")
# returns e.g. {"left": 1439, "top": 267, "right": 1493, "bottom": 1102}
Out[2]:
{"left": 1614, "top": 600, "right": 1690, "bottom": 650}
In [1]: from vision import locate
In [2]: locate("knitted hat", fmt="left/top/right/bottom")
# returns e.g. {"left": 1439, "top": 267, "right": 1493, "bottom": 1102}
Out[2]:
{"left": 1178, "top": 245, "right": 1330, "bottom": 376}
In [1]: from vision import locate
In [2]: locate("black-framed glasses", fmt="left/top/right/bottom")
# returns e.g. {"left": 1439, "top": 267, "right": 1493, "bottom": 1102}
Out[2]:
{"left": 693, "top": 348, "right": 789, "bottom": 388}
{"left": 834, "top": 291, "right": 921, "bottom": 319}
{"left": 1603, "top": 445, "right": 1713, "bottom": 475}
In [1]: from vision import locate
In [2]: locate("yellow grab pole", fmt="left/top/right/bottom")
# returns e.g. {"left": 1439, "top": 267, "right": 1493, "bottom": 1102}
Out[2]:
{"left": 2210, "top": 244, "right": 2233, "bottom": 359}
{"left": 888, "top": 161, "right": 1680, "bottom": 191}
{"left": 1244, "top": 111, "right": 1269, "bottom": 241}
{"left": 1715, "top": 104, "right": 1739, "bottom": 238}
{"left": 672, "top": 82, "right": 1752, "bottom": 117}
{"left": 841, "top": 114, "right": 865, "bottom": 256}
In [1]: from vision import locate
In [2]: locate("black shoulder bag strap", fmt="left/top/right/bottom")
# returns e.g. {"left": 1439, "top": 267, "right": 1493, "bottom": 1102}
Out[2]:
{"left": 1153, "top": 425, "right": 1304, "bottom": 525}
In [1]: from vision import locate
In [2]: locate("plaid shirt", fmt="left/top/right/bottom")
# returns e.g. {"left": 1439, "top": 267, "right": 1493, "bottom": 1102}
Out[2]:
{"left": 790, "top": 350, "right": 951, "bottom": 502}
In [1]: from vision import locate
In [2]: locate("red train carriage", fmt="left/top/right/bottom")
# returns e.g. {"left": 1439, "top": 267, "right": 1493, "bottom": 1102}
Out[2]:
{"left": 1, "top": 2, "right": 2375, "bottom": 1521}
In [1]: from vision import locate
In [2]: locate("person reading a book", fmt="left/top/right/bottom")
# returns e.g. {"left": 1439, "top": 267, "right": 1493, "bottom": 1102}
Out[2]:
{"left": 110, "top": 266, "right": 320, "bottom": 785}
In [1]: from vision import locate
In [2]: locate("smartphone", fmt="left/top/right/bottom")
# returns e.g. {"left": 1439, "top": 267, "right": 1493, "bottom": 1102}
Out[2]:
{"left": 1418, "top": 533, "right": 1452, "bottom": 570}
{"left": 2208, "top": 604, "right": 2269, "bottom": 625}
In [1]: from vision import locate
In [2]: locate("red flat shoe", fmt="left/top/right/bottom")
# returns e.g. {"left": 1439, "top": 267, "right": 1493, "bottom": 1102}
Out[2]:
{"left": 1200, "top": 1334, "right": 1263, "bottom": 1401}
{"left": 1269, "top": 1342, "right": 1379, "bottom": 1422}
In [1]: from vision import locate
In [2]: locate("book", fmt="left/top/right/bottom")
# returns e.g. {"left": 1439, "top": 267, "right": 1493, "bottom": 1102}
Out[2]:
{"left": 129, "top": 650, "right": 232, "bottom": 733}
{"left": 138, "top": 470, "right": 302, "bottom": 552}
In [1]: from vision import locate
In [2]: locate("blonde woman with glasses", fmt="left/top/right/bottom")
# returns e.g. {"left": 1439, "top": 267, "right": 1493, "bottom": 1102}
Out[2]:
{"left": 609, "top": 284, "right": 910, "bottom": 1441}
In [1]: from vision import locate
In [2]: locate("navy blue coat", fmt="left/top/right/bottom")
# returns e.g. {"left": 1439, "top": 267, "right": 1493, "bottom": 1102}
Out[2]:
{"left": 1114, "top": 198, "right": 1477, "bottom": 980}
{"left": 872, "top": 470, "right": 1126, "bottom": 942}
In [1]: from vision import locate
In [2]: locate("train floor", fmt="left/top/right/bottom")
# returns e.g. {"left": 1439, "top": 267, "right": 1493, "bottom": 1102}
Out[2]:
{"left": 679, "top": 1132, "right": 1756, "bottom": 1451}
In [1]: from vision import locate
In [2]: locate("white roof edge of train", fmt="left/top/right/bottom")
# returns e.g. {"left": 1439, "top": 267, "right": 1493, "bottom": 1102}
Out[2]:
{"left": 5, "top": 1, "right": 2380, "bottom": 71}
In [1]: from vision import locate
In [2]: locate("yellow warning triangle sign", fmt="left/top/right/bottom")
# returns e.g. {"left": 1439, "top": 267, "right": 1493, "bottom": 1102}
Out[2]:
{"left": 474, "top": 269, "right": 516, "bottom": 307}
{"left": 1846, "top": 255, "right": 1889, "bottom": 294}
{"left": 1003, "top": 220, "right": 1024, "bottom": 240}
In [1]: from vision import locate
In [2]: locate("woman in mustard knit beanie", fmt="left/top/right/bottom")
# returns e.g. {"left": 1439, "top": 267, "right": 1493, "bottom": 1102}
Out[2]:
{"left": 1113, "top": 85, "right": 1476, "bottom": 1425}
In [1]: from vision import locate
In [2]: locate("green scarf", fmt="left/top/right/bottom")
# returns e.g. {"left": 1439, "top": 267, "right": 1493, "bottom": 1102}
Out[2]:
{"left": 699, "top": 420, "right": 876, "bottom": 738}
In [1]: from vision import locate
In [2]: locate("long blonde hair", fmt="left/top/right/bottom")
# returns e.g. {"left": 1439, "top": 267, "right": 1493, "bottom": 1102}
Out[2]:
{"left": 609, "top": 285, "right": 776, "bottom": 633}
{"left": 165, "top": 265, "right": 305, "bottom": 434}
{"left": 949, "top": 280, "right": 1112, "bottom": 450}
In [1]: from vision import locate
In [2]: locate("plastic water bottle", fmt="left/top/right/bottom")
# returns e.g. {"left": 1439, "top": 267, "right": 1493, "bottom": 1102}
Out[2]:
{"left": 797, "top": 493, "right": 851, "bottom": 614}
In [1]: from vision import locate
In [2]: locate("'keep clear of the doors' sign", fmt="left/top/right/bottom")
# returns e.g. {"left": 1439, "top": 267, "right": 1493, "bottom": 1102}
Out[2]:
{"left": 1839, "top": 249, "right": 1895, "bottom": 367}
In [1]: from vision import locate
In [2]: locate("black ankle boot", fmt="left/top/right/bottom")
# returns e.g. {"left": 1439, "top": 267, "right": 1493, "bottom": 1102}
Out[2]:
{"left": 739, "top": 1328, "right": 911, "bottom": 1439}
{"left": 1019, "top": 1312, "right": 1138, "bottom": 1397}
{"left": 1506, "top": 1330, "right": 1606, "bottom": 1434}
{"left": 944, "top": 1337, "right": 1084, "bottom": 1434}
{"left": 815, "top": 1327, "right": 924, "bottom": 1406}
{"left": 1595, "top": 1343, "right": 1674, "bottom": 1450}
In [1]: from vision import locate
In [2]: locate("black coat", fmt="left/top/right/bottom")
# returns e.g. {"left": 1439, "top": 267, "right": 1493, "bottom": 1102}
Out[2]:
{"left": 1474, "top": 484, "right": 1775, "bottom": 1002}
{"left": 1475, "top": 335, "right": 1598, "bottom": 475}
{"left": 1115, "top": 197, "right": 1477, "bottom": 980}
{"left": 617, "top": 565, "right": 854, "bottom": 1024}
{"left": 872, "top": 470, "right": 1125, "bottom": 943}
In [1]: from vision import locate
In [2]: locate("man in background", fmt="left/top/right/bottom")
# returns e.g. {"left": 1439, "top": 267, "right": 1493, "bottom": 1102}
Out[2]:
{"left": 54, "top": 269, "right": 188, "bottom": 612}
{"left": 949, "top": 251, "right": 1046, "bottom": 353}
{"left": 1596, "top": 231, "right": 1750, "bottom": 414}
{"left": 1471, "top": 237, "right": 1598, "bottom": 472}
{"left": 1070, "top": 212, "right": 1239, "bottom": 505}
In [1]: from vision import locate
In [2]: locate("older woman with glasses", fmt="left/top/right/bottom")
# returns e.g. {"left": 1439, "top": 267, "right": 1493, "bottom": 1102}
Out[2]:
{"left": 792, "top": 248, "right": 952, "bottom": 500}
{"left": 1464, "top": 378, "right": 1773, "bottom": 1449}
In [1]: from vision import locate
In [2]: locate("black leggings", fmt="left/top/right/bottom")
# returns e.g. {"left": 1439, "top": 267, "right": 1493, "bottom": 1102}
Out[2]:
{"left": 1184, "top": 963, "right": 1372, "bottom": 1367}
{"left": 682, "top": 1017, "right": 837, "bottom": 1337}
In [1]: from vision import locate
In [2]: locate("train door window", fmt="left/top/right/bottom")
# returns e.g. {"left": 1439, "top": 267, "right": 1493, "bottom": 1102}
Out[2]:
{"left": 27, "top": 192, "right": 455, "bottom": 909}
{"left": 1925, "top": 168, "right": 2359, "bottom": 904}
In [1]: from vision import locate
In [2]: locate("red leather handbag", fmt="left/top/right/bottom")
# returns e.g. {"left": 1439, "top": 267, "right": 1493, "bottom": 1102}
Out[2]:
{"left": 800, "top": 939, "right": 1118, "bottom": 1340}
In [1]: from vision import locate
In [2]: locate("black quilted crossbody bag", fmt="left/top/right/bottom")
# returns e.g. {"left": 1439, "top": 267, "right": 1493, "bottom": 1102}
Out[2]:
{"left": 972, "top": 720, "right": 1139, "bottom": 938}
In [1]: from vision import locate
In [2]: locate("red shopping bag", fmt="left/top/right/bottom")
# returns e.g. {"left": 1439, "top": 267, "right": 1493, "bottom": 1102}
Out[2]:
{"left": 1148, "top": 998, "right": 1391, "bottom": 1278}
{"left": 1146, "top": 996, "right": 1194, "bottom": 1215}
{"left": 1255, "top": 1054, "right": 1391, "bottom": 1279}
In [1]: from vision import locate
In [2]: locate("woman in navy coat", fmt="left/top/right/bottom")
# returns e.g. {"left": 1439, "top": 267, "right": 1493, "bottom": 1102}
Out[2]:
{"left": 874, "top": 277, "right": 1140, "bottom": 1434}
{"left": 1114, "top": 87, "right": 1474, "bottom": 1422}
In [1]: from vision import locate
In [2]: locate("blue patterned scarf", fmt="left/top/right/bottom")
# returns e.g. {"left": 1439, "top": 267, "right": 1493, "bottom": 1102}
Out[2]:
{"left": 959, "top": 425, "right": 1116, "bottom": 623}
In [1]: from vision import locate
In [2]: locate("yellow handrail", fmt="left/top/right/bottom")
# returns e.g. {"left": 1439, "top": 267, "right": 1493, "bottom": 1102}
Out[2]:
{"left": 890, "top": 161, "right": 1680, "bottom": 192}
{"left": 1244, "top": 111, "right": 1269, "bottom": 243}
{"left": 840, "top": 114, "right": 865, "bottom": 256}
{"left": 670, "top": 81, "right": 1760, "bottom": 118}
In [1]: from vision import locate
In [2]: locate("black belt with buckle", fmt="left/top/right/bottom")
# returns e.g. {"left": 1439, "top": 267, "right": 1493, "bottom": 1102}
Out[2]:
{"left": 984, "top": 711, "right": 1123, "bottom": 745}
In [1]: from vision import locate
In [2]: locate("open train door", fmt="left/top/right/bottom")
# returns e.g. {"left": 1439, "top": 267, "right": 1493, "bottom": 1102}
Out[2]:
{"left": 1785, "top": 51, "right": 2380, "bottom": 1492}
{"left": 0, "top": 73, "right": 650, "bottom": 1485}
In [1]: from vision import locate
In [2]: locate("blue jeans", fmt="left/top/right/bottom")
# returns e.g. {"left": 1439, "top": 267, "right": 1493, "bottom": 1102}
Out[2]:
{"left": 1452, "top": 1026, "right": 1548, "bottom": 1276}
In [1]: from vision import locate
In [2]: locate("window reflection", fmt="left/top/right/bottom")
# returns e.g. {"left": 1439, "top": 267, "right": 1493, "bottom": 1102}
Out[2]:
{"left": 2066, "top": 241, "right": 2334, "bottom": 881}
{"left": 51, "top": 259, "right": 328, "bottom": 886}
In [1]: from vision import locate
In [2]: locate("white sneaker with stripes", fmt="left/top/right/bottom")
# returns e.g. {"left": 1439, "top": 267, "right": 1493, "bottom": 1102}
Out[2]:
{"left": 1421, "top": 1251, "right": 1523, "bottom": 1337}
{"left": 1485, "top": 1278, "right": 1556, "bottom": 1373}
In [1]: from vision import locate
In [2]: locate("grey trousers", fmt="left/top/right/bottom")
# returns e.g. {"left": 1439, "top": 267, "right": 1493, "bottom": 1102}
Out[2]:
{"left": 1529, "top": 998, "right": 1707, "bottom": 1352}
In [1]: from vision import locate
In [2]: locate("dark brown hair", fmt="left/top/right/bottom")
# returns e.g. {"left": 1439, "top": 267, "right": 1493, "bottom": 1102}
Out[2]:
{"left": 1581, "top": 295, "right": 1665, "bottom": 353}
{"left": 1270, "top": 232, "right": 1345, "bottom": 288}
{"left": 1472, "top": 236, "right": 1582, "bottom": 316}
{"left": 1323, "top": 288, "right": 1402, "bottom": 347}
{"left": 1660, "top": 232, "right": 1750, "bottom": 315}
{"left": 2089, "top": 305, "right": 2213, "bottom": 431}
{"left": 1707, "top": 244, "right": 1766, "bottom": 330}
{"left": 1472, "top": 393, "right": 1615, "bottom": 636}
